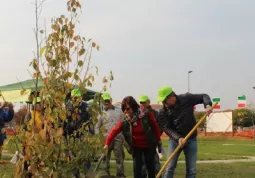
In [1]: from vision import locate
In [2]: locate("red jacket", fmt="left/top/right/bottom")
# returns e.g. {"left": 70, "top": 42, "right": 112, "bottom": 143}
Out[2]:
{"left": 105, "top": 112, "right": 161, "bottom": 148}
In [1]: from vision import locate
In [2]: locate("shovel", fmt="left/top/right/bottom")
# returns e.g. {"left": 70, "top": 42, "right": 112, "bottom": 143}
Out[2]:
{"left": 156, "top": 102, "right": 218, "bottom": 178}
{"left": 85, "top": 153, "right": 107, "bottom": 178}
{"left": 94, "top": 153, "right": 106, "bottom": 172}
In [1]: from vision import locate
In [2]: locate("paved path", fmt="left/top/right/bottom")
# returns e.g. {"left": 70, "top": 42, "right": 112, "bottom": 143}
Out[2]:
{"left": 112, "top": 156, "right": 255, "bottom": 164}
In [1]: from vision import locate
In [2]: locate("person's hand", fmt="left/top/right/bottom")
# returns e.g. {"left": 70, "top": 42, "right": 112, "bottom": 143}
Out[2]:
{"left": 103, "top": 145, "right": 109, "bottom": 150}
{"left": 205, "top": 105, "right": 213, "bottom": 116}
{"left": 178, "top": 137, "right": 186, "bottom": 148}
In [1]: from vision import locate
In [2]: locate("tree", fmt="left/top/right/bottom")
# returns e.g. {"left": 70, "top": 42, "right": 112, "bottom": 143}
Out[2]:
{"left": 233, "top": 108, "right": 255, "bottom": 127}
{"left": 7, "top": 0, "right": 112, "bottom": 177}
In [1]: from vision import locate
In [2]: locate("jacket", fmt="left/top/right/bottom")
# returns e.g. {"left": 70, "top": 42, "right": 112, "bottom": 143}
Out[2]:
{"left": 64, "top": 101, "right": 92, "bottom": 137}
{"left": 158, "top": 93, "right": 212, "bottom": 141}
{"left": 105, "top": 111, "right": 161, "bottom": 148}
{"left": 145, "top": 106, "right": 158, "bottom": 120}
{"left": 95, "top": 106, "right": 124, "bottom": 136}
{"left": 0, "top": 108, "right": 14, "bottom": 145}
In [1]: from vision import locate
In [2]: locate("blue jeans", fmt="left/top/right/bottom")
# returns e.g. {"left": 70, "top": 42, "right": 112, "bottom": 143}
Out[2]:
{"left": 164, "top": 137, "right": 197, "bottom": 178}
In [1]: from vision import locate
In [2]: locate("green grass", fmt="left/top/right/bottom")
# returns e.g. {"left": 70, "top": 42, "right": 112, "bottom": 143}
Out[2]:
{"left": 0, "top": 156, "right": 15, "bottom": 178}
{"left": 2, "top": 136, "right": 255, "bottom": 177}
{"left": 108, "top": 162, "right": 255, "bottom": 178}
{"left": 123, "top": 137, "right": 255, "bottom": 161}
{"left": 2, "top": 161, "right": 255, "bottom": 178}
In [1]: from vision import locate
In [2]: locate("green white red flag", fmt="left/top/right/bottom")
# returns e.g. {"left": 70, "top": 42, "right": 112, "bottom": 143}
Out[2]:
{"left": 212, "top": 98, "right": 220, "bottom": 109}
{"left": 238, "top": 95, "right": 246, "bottom": 108}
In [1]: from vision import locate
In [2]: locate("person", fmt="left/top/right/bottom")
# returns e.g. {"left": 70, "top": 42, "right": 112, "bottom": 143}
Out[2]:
{"left": 139, "top": 95, "right": 161, "bottom": 178}
{"left": 157, "top": 86, "right": 212, "bottom": 178}
{"left": 64, "top": 88, "right": 93, "bottom": 137}
{"left": 104, "top": 96, "right": 162, "bottom": 178}
{"left": 95, "top": 93, "right": 125, "bottom": 178}
{"left": 0, "top": 102, "right": 14, "bottom": 160}
{"left": 25, "top": 97, "right": 43, "bottom": 132}
{"left": 23, "top": 97, "right": 48, "bottom": 178}
{"left": 63, "top": 89, "right": 93, "bottom": 178}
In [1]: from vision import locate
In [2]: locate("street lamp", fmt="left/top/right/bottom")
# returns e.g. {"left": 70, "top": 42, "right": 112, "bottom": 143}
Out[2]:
{"left": 252, "top": 87, "right": 255, "bottom": 140}
{"left": 188, "top": 70, "right": 193, "bottom": 92}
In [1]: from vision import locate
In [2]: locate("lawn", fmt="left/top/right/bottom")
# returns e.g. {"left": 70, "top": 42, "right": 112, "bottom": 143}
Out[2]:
{"left": 107, "top": 162, "right": 255, "bottom": 178}
{"left": 2, "top": 161, "right": 255, "bottom": 178}
{"left": 123, "top": 136, "right": 255, "bottom": 161}
{"left": 1, "top": 136, "right": 255, "bottom": 177}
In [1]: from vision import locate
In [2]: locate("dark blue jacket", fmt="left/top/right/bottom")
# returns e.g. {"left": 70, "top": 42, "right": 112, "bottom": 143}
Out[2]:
{"left": 64, "top": 101, "right": 93, "bottom": 137}
{"left": 0, "top": 108, "right": 14, "bottom": 145}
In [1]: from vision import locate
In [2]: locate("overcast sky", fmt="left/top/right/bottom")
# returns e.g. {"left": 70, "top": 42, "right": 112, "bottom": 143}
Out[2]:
{"left": 0, "top": 0, "right": 255, "bottom": 110}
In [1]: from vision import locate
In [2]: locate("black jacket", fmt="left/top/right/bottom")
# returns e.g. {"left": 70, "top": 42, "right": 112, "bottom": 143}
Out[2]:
{"left": 64, "top": 101, "right": 93, "bottom": 137}
{"left": 145, "top": 106, "right": 159, "bottom": 120}
{"left": 158, "top": 93, "right": 212, "bottom": 141}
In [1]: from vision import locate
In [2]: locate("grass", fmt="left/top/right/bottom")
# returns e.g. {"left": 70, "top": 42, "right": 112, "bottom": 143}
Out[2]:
{"left": 2, "top": 161, "right": 255, "bottom": 178}
{"left": 1, "top": 136, "right": 255, "bottom": 177}
{"left": 108, "top": 162, "right": 255, "bottom": 178}
{"left": 123, "top": 136, "right": 255, "bottom": 161}
{"left": 0, "top": 156, "right": 15, "bottom": 178}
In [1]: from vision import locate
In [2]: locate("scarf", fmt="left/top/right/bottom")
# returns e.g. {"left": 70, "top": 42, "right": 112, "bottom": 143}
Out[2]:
{"left": 124, "top": 109, "right": 144, "bottom": 127}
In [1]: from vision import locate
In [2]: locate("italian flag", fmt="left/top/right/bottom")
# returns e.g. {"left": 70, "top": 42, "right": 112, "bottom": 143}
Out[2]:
{"left": 213, "top": 98, "right": 220, "bottom": 109}
{"left": 238, "top": 95, "right": 246, "bottom": 108}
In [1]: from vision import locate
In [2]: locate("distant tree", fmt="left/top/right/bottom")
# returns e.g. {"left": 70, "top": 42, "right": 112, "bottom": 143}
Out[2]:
{"left": 233, "top": 108, "right": 255, "bottom": 127}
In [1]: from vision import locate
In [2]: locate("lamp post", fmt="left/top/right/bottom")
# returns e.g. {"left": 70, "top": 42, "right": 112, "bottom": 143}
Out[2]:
{"left": 188, "top": 70, "right": 193, "bottom": 92}
{"left": 252, "top": 87, "right": 255, "bottom": 140}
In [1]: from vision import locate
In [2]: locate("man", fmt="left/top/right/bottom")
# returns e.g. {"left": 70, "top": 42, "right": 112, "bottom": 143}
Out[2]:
{"left": 157, "top": 86, "right": 212, "bottom": 178}
{"left": 64, "top": 89, "right": 93, "bottom": 137}
{"left": 139, "top": 95, "right": 161, "bottom": 178}
{"left": 0, "top": 102, "right": 14, "bottom": 160}
{"left": 64, "top": 89, "right": 92, "bottom": 178}
{"left": 95, "top": 93, "right": 125, "bottom": 178}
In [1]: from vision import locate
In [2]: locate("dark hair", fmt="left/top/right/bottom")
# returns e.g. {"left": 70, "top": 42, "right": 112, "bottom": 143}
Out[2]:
{"left": 121, "top": 96, "right": 140, "bottom": 113}
{"left": 163, "top": 91, "right": 177, "bottom": 103}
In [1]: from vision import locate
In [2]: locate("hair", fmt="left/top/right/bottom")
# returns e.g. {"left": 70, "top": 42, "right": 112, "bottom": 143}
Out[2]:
{"left": 163, "top": 91, "right": 177, "bottom": 103}
{"left": 121, "top": 96, "right": 140, "bottom": 113}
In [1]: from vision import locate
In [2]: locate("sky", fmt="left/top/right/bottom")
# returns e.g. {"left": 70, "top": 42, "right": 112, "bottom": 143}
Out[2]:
{"left": 0, "top": 0, "right": 255, "bottom": 110}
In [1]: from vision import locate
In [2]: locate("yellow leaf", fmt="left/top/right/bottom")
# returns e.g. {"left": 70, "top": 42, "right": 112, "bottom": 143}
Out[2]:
{"left": 59, "top": 18, "right": 63, "bottom": 25}
{"left": 78, "top": 48, "right": 85, "bottom": 56}
{"left": 78, "top": 60, "right": 83, "bottom": 67}
{"left": 103, "top": 85, "right": 107, "bottom": 91}
{"left": 96, "top": 45, "right": 100, "bottom": 51}
{"left": 20, "top": 89, "right": 26, "bottom": 95}
{"left": 74, "top": 36, "right": 79, "bottom": 41}
{"left": 40, "top": 46, "right": 46, "bottom": 57}
{"left": 69, "top": 42, "right": 74, "bottom": 48}
{"left": 102, "top": 77, "right": 108, "bottom": 83}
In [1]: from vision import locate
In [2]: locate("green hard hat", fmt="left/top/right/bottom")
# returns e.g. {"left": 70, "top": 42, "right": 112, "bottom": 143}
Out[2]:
{"left": 157, "top": 86, "right": 173, "bottom": 102}
{"left": 71, "top": 89, "right": 82, "bottom": 97}
{"left": 139, "top": 95, "right": 149, "bottom": 102}
{"left": 102, "top": 93, "right": 112, "bottom": 100}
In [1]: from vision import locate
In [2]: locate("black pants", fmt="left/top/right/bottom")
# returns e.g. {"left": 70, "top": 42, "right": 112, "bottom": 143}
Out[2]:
{"left": 133, "top": 147, "right": 156, "bottom": 178}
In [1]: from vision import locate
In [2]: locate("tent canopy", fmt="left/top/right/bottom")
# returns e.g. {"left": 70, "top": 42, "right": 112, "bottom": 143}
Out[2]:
{"left": 0, "top": 79, "right": 97, "bottom": 102}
